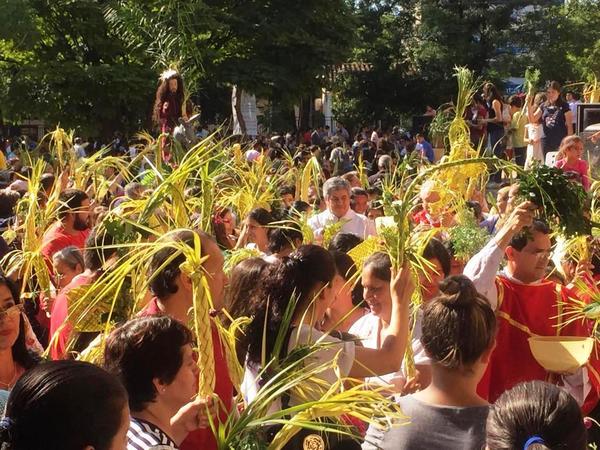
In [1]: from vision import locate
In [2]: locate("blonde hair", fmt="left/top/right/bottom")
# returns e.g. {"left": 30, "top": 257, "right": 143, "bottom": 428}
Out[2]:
{"left": 556, "top": 135, "right": 583, "bottom": 160}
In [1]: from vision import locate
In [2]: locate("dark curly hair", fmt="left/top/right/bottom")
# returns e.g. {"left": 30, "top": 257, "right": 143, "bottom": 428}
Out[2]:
{"left": 241, "top": 245, "right": 336, "bottom": 366}
{"left": 103, "top": 315, "right": 193, "bottom": 412}
{"left": 57, "top": 189, "right": 88, "bottom": 220}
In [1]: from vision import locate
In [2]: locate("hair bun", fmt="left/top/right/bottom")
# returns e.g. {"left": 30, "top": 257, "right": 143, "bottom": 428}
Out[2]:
{"left": 438, "top": 275, "right": 478, "bottom": 307}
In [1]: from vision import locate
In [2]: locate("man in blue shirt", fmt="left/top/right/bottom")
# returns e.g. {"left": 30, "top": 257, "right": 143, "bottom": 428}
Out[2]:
{"left": 416, "top": 133, "right": 435, "bottom": 163}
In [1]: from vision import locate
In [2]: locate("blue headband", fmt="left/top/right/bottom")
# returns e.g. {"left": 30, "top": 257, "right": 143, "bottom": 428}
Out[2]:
{"left": 523, "top": 435, "right": 545, "bottom": 449}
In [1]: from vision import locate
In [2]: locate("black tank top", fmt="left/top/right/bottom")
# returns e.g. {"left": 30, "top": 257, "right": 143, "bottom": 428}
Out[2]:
{"left": 487, "top": 100, "right": 504, "bottom": 133}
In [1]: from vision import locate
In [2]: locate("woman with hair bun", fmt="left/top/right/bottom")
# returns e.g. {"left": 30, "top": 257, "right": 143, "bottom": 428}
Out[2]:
{"left": 486, "top": 380, "right": 587, "bottom": 450}
{"left": 362, "top": 275, "right": 496, "bottom": 450}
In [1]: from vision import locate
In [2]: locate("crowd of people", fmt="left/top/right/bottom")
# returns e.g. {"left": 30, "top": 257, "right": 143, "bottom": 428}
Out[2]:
{"left": 1, "top": 73, "right": 600, "bottom": 450}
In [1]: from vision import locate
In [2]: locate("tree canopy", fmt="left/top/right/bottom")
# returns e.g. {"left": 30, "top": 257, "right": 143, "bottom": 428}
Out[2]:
{"left": 1, "top": 0, "right": 600, "bottom": 135}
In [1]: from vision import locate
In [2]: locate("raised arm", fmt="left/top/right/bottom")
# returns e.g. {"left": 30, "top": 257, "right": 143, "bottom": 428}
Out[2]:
{"left": 349, "top": 264, "right": 413, "bottom": 378}
{"left": 463, "top": 201, "right": 535, "bottom": 309}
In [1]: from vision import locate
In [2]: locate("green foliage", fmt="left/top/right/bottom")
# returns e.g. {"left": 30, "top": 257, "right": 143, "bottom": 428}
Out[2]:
{"left": 0, "top": 0, "right": 156, "bottom": 136}
{"left": 334, "top": 1, "right": 600, "bottom": 127}
{"left": 518, "top": 165, "right": 591, "bottom": 237}
{"left": 106, "top": 0, "right": 356, "bottom": 106}
{"left": 506, "top": 0, "right": 600, "bottom": 84}
{"left": 448, "top": 208, "right": 490, "bottom": 262}
{"left": 4, "top": 0, "right": 600, "bottom": 134}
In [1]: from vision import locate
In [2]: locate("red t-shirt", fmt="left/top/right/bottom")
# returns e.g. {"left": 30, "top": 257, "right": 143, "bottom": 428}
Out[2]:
{"left": 49, "top": 273, "right": 95, "bottom": 360}
{"left": 41, "top": 222, "right": 89, "bottom": 270}
{"left": 140, "top": 298, "right": 234, "bottom": 450}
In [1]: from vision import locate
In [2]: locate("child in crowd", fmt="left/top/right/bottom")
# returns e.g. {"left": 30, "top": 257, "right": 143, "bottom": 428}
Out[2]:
{"left": 554, "top": 135, "right": 590, "bottom": 191}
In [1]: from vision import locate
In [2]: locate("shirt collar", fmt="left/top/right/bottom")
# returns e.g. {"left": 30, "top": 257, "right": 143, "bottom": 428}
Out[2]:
{"left": 500, "top": 269, "right": 548, "bottom": 287}
{"left": 327, "top": 208, "right": 355, "bottom": 221}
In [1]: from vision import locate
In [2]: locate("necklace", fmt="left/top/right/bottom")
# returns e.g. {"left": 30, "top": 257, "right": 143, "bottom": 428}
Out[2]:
{"left": 0, "top": 362, "right": 17, "bottom": 390}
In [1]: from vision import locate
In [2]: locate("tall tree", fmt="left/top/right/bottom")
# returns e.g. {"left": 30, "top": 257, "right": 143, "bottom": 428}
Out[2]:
{"left": 506, "top": 0, "right": 600, "bottom": 84}
{"left": 332, "top": 0, "right": 546, "bottom": 130}
{"left": 0, "top": 0, "right": 156, "bottom": 137}
{"left": 106, "top": 0, "right": 357, "bottom": 129}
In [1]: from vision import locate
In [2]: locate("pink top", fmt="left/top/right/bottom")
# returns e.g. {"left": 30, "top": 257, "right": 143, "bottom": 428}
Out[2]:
{"left": 555, "top": 158, "right": 590, "bottom": 192}
{"left": 49, "top": 273, "right": 94, "bottom": 360}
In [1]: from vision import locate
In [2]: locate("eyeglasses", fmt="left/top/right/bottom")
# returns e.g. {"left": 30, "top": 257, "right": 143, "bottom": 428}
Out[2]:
{"left": 0, "top": 304, "right": 23, "bottom": 321}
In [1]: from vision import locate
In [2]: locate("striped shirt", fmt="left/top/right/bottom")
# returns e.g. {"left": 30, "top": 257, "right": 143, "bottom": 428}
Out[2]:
{"left": 127, "top": 417, "right": 178, "bottom": 450}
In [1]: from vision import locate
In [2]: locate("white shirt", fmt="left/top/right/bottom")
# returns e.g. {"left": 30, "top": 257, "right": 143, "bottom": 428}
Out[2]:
{"left": 371, "top": 131, "right": 379, "bottom": 145}
{"left": 241, "top": 325, "right": 355, "bottom": 412}
{"left": 308, "top": 208, "right": 376, "bottom": 240}
{"left": 463, "top": 238, "right": 504, "bottom": 310}
{"left": 569, "top": 100, "right": 580, "bottom": 125}
{"left": 349, "top": 312, "right": 431, "bottom": 389}
{"left": 74, "top": 144, "right": 86, "bottom": 159}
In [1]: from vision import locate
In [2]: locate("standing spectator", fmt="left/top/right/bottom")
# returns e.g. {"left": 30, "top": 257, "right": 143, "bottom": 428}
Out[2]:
{"left": 368, "top": 155, "right": 392, "bottom": 186}
{"left": 0, "top": 274, "right": 41, "bottom": 390}
{"left": 329, "top": 144, "right": 352, "bottom": 175}
{"left": 51, "top": 246, "right": 84, "bottom": 292}
{"left": 311, "top": 127, "right": 324, "bottom": 146}
{"left": 321, "top": 125, "right": 331, "bottom": 142}
{"left": 416, "top": 134, "right": 435, "bottom": 163}
{"left": 302, "top": 128, "right": 311, "bottom": 145}
{"left": 509, "top": 96, "right": 527, "bottom": 167}
{"left": 362, "top": 276, "right": 494, "bottom": 450}
{"left": 141, "top": 229, "right": 232, "bottom": 450}
{"left": 336, "top": 123, "right": 350, "bottom": 144}
{"left": 104, "top": 316, "right": 217, "bottom": 449}
{"left": 0, "top": 360, "right": 129, "bottom": 450}
{"left": 49, "top": 228, "right": 116, "bottom": 360}
{"left": 524, "top": 92, "right": 546, "bottom": 168}
{"left": 530, "top": 81, "right": 573, "bottom": 157}
{"left": 350, "top": 187, "right": 369, "bottom": 215}
{"left": 308, "top": 177, "right": 376, "bottom": 240}
{"left": 370, "top": 127, "right": 380, "bottom": 146}
{"left": 481, "top": 83, "right": 506, "bottom": 183}
{"left": 468, "top": 94, "right": 488, "bottom": 147}
{"left": 73, "top": 137, "right": 87, "bottom": 159}
{"left": 566, "top": 91, "right": 581, "bottom": 129}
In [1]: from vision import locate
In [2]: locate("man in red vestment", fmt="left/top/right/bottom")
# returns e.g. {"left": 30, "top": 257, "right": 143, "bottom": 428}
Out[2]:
{"left": 465, "top": 201, "right": 600, "bottom": 413}
{"left": 140, "top": 229, "right": 233, "bottom": 450}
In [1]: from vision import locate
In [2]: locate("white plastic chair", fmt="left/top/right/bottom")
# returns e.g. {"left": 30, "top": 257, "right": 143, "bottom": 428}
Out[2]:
{"left": 545, "top": 151, "right": 558, "bottom": 166}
